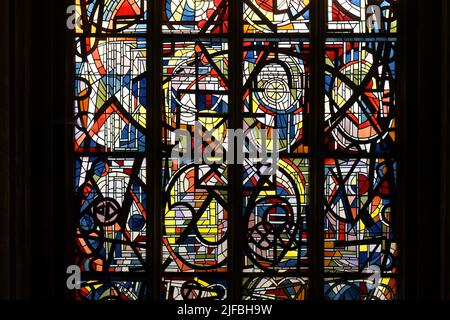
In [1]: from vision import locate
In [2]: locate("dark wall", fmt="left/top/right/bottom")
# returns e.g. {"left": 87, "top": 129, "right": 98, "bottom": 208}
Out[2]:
{"left": 27, "top": 0, "right": 71, "bottom": 300}
{"left": 1, "top": 0, "right": 69, "bottom": 299}
{"left": 0, "top": 0, "right": 449, "bottom": 300}
{"left": 4, "top": 0, "right": 32, "bottom": 300}
{"left": 404, "top": 0, "right": 446, "bottom": 299}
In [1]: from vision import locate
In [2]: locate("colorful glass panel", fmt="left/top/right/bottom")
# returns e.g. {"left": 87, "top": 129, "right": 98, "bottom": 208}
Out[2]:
{"left": 163, "top": 0, "right": 229, "bottom": 34}
{"left": 75, "top": 0, "right": 148, "bottom": 34}
{"left": 75, "top": 37, "right": 147, "bottom": 153}
{"left": 327, "top": 0, "right": 398, "bottom": 34}
{"left": 162, "top": 41, "right": 229, "bottom": 273}
{"left": 243, "top": 277, "right": 308, "bottom": 300}
{"left": 70, "top": 0, "right": 402, "bottom": 301}
{"left": 77, "top": 280, "right": 148, "bottom": 300}
{"left": 243, "top": 158, "right": 309, "bottom": 272}
{"left": 243, "top": 0, "right": 310, "bottom": 33}
{"left": 162, "top": 276, "right": 227, "bottom": 300}
{"left": 325, "top": 41, "right": 396, "bottom": 154}
{"left": 243, "top": 41, "right": 310, "bottom": 154}
{"left": 324, "top": 278, "right": 397, "bottom": 300}
{"left": 75, "top": 157, "right": 147, "bottom": 272}
{"left": 324, "top": 158, "right": 397, "bottom": 298}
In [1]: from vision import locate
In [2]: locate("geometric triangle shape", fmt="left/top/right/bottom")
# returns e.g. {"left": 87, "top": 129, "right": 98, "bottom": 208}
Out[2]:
{"left": 116, "top": 0, "right": 139, "bottom": 17}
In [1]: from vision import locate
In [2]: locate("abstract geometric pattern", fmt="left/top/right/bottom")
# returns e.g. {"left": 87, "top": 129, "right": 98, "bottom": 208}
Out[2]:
{"left": 325, "top": 41, "right": 396, "bottom": 154}
{"left": 75, "top": 37, "right": 147, "bottom": 153}
{"left": 75, "top": 0, "right": 147, "bottom": 34}
{"left": 162, "top": 162, "right": 228, "bottom": 272}
{"left": 77, "top": 280, "right": 148, "bottom": 300}
{"left": 325, "top": 278, "right": 397, "bottom": 300}
{"left": 73, "top": 0, "right": 149, "bottom": 299}
{"left": 70, "top": 0, "right": 401, "bottom": 301}
{"left": 324, "top": 158, "right": 397, "bottom": 292}
{"left": 243, "top": 41, "right": 310, "bottom": 154}
{"left": 162, "top": 40, "right": 229, "bottom": 273}
{"left": 243, "top": 0, "right": 310, "bottom": 33}
{"left": 75, "top": 157, "right": 147, "bottom": 272}
{"left": 163, "top": 0, "right": 229, "bottom": 34}
{"left": 241, "top": 38, "right": 311, "bottom": 294}
{"left": 243, "top": 158, "right": 309, "bottom": 272}
{"left": 162, "top": 276, "right": 227, "bottom": 300}
{"left": 327, "top": 0, "right": 398, "bottom": 33}
{"left": 163, "top": 41, "right": 229, "bottom": 125}
{"left": 243, "top": 277, "right": 308, "bottom": 300}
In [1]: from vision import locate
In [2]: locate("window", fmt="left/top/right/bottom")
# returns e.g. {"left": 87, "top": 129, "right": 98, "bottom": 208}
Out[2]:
{"left": 71, "top": 0, "right": 399, "bottom": 300}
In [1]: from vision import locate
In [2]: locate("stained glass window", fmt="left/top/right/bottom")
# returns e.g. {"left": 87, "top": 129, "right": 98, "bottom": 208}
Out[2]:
{"left": 77, "top": 280, "right": 149, "bottom": 300}
{"left": 75, "top": 0, "right": 147, "bottom": 34}
{"left": 323, "top": 0, "right": 398, "bottom": 299}
{"left": 73, "top": 1, "right": 149, "bottom": 301}
{"left": 243, "top": 0, "right": 310, "bottom": 33}
{"left": 70, "top": 0, "right": 400, "bottom": 301}
{"left": 243, "top": 277, "right": 308, "bottom": 300}
{"left": 327, "top": 0, "right": 398, "bottom": 34}
{"left": 162, "top": 276, "right": 227, "bottom": 300}
{"left": 163, "top": 0, "right": 229, "bottom": 34}
{"left": 325, "top": 41, "right": 396, "bottom": 154}
{"left": 162, "top": 38, "right": 229, "bottom": 267}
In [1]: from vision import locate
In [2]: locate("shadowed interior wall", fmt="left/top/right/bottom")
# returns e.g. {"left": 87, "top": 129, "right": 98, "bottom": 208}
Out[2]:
{"left": 0, "top": 0, "right": 10, "bottom": 301}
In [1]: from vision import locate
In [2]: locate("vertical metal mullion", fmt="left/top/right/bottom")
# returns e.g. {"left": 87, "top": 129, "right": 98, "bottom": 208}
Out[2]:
{"left": 229, "top": 0, "right": 244, "bottom": 301}
{"left": 309, "top": 0, "right": 326, "bottom": 301}
{"left": 150, "top": 0, "right": 163, "bottom": 301}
